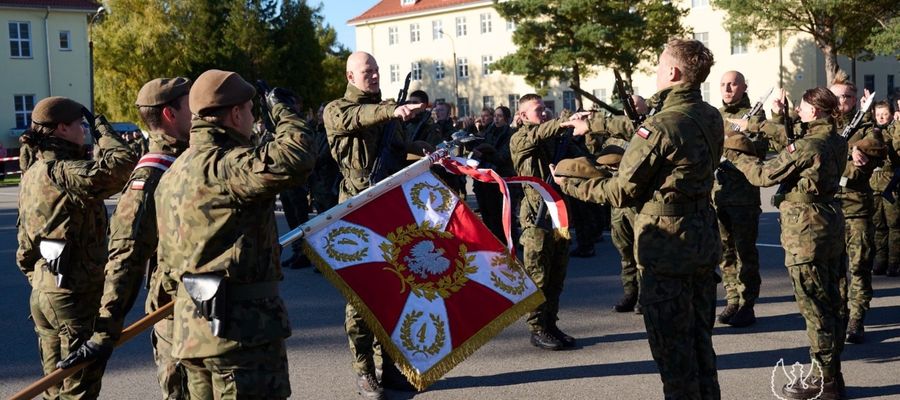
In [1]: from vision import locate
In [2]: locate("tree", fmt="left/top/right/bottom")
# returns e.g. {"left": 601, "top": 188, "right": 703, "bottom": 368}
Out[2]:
{"left": 712, "top": 0, "right": 900, "bottom": 84}
{"left": 492, "top": 0, "right": 686, "bottom": 109}
{"left": 867, "top": 17, "right": 900, "bottom": 59}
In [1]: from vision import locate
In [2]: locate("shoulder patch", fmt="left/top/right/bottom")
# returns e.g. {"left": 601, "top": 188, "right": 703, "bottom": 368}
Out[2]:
{"left": 135, "top": 152, "right": 176, "bottom": 172}
{"left": 636, "top": 126, "right": 652, "bottom": 139}
{"left": 130, "top": 179, "right": 145, "bottom": 191}
{"left": 787, "top": 143, "right": 796, "bottom": 153}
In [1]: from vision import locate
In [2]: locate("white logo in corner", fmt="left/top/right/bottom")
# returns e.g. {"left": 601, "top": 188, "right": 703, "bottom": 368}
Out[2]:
{"left": 770, "top": 358, "right": 824, "bottom": 399}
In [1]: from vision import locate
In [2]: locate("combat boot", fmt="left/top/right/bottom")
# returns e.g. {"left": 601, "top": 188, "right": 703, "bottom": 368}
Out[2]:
{"left": 782, "top": 375, "right": 845, "bottom": 400}
{"left": 548, "top": 322, "right": 576, "bottom": 348}
{"left": 530, "top": 329, "right": 563, "bottom": 350}
{"left": 356, "top": 372, "right": 385, "bottom": 400}
{"left": 717, "top": 303, "right": 739, "bottom": 324}
{"left": 613, "top": 292, "right": 637, "bottom": 313}
{"left": 727, "top": 304, "right": 756, "bottom": 327}
{"left": 846, "top": 318, "right": 865, "bottom": 344}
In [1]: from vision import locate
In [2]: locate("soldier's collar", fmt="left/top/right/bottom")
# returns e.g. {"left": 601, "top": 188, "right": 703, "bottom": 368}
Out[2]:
{"left": 721, "top": 93, "right": 751, "bottom": 113}
{"left": 189, "top": 120, "right": 252, "bottom": 148}
{"left": 344, "top": 84, "right": 382, "bottom": 104}
{"left": 39, "top": 136, "right": 85, "bottom": 161}
{"left": 147, "top": 129, "right": 188, "bottom": 155}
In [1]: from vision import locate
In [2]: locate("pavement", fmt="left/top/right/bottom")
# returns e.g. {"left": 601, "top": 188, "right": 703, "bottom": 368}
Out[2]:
{"left": 1, "top": 184, "right": 899, "bottom": 399}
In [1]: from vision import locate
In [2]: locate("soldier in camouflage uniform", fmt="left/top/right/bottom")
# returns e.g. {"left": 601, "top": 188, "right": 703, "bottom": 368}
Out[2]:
{"left": 324, "top": 52, "right": 432, "bottom": 400}
{"left": 472, "top": 106, "right": 515, "bottom": 243}
{"left": 510, "top": 93, "right": 583, "bottom": 351}
{"left": 154, "top": 69, "right": 316, "bottom": 399}
{"left": 308, "top": 103, "right": 342, "bottom": 214}
{"left": 554, "top": 39, "right": 723, "bottom": 399}
{"left": 731, "top": 87, "right": 848, "bottom": 399}
{"left": 56, "top": 78, "right": 193, "bottom": 399}
{"left": 16, "top": 96, "right": 137, "bottom": 398}
{"left": 870, "top": 101, "right": 900, "bottom": 277}
{"left": 714, "top": 71, "right": 767, "bottom": 327}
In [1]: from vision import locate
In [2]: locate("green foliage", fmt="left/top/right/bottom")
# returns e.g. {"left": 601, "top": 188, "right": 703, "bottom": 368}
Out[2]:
{"left": 867, "top": 17, "right": 900, "bottom": 59}
{"left": 93, "top": 0, "right": 348, "bottom": 123}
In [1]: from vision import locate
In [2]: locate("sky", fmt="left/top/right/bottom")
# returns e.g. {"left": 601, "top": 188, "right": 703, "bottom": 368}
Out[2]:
{"left": 316, "top": 0, "right": 379, "bottom": 51}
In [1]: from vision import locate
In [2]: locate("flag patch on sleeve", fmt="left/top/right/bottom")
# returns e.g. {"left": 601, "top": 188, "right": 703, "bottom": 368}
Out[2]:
{"left": 636, "top": 126, "right": 651, "bottom": 139}
{"left": 130, "top": 180, "right": 145, "bottom": 191}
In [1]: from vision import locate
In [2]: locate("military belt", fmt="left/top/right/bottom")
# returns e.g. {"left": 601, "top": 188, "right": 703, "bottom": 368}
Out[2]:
{"left": 637, "top": 198, "right": 707, "bottom": 216}
{"left": 177, "top": 280, "right": 280, "bottom": 301}
{"left": 783, "top": 193, "right": 834, "bottom": 203}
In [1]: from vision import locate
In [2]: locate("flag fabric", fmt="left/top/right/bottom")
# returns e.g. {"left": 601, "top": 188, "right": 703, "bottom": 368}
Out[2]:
{"left": 300, "top": 158, "right": 562, "bottom": 390}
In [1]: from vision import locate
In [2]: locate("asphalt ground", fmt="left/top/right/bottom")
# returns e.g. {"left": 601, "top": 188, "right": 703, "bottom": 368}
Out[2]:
{"left": 1, "top": 184, "right": 898, "bottom": 399}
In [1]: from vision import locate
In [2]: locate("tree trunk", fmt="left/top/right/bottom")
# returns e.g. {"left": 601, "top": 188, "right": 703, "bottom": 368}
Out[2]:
{"left": 572, "top": 63, "right": 583, "bottom": 111}
{"left": 822, "top": 44, "right": 840, "bottom": 85}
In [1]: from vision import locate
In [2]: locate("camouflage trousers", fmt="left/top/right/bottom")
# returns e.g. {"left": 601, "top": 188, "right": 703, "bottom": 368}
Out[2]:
{"left": 30, "top": 289, "right": 107, "bottom": 399}
{"left": 610, "top": 207, "right": 639, "bottom": 296}
{"left": 840, "top": 216, "right": 874, "bottom": 321}
{"left": 520, "top": 226, "right": 570, "bottom": 332}
{"left": 473, "top": 180, "right": 506, "bottom": 244}
{"left": 788, "top": 261, "right": 846, "bottom": 379}
{"left": 345, "top": 303, "right": 389, "bottom": 375}
{"left": 152, "top": 317, "right": 188, "bottom": 399}
{"left": 872, "top": 195, "right": 900, "bottom": 271}
{"left": 715, "top": 205, "right": 761, "bottom": 306}
{"left": 639, "top": 267, "right": 720, "bottom": 400}
{"left": 181, "top": 339, "right": 291, "bottom": 400}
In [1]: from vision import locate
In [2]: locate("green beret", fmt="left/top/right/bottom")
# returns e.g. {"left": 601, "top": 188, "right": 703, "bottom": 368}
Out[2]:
{"left": 555, "top": 157, "right": 604, "bottom": 179}
{"left": 724, "top": 132, "right": 756, "bottom": 155}
{"left": 136, "top": 77, "right": 192, "bottom": 107}
{"left": 189, "top": 69, "right": 256, "bottom": 116}
{"left": 854, "top": 138, "right": 886, "bottom": 158}
{"left": 31, "top": 96, "right": 83, "bottom": 126}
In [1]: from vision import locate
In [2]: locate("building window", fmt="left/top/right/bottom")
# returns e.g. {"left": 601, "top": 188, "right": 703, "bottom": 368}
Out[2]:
{"left": 390, "top": 64, "right": 400, "bottom": 83}
{"left": 409, "top": 23, "right": 420, "bottom": 43}
{"left": 701, "top": 82, "right": 710, "bottom": 101}
{"left": 434, "top": 60, "right": 444, "bottom": 80}
{"left": 14, "top": 94, "right": 36, "bottom": 129}
{"left": 563, "top": 91, "right": 576, "bottom": 111}
{"left": 457, "top": 97, "right": 470, "bottom": 117}
{"left": 432, "top": 20, "right": 442, "bottom": 39}
{"left": 59, "top": 31, "right": 71, "bottom": 51}
{"left": 9, "top": 21, "right": 31, "bottom": 58}
{"left": 730, "top": 32, "right": 747, "bottom": 54}
{"left": 888, "top": 75, "right": 895, "bottom": 96}
{"left": 388, "top": 26, "right": 399, "bottom": 45}
{"left": 401, "top": 0, "right": 416, "bottom": 5}
{"left": 693, "top": 32, "right": 709, "bottom": 48}
{"left": 506, "top": 20, "right": 516, "bottom": 31}
{"left": 458, "top": 57, "right": 468, "bottom": 78}
{"left": 411, "top": 62, "right": 422, "bottom": 80}
{"left": 691, "top": 0, "right": 709, "bottom": 7}
{"left": 481, "top": 55, "right": 493, "bottom": 75}
{"left": 544, "top": 100, "right": 556, "bottom": 115}
{"left": 483, "top": 96, "right": 494, "bottom": 110}
{"left": 864, "top": 75, "right": 875, "bottom": 92}
{"left": 456, "top": 17, "right": 467, "bottom": 37}
{"left": 508, "top": 94, "right": 520, "bottom": 112}
{"left": 593, "top": 89, "right": 607, "bottom": 104}
{"left": 480, "top": 13, "right": 492, "bottom": 34}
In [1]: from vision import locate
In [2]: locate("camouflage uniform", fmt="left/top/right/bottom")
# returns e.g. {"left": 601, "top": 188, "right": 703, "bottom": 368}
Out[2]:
{"left": 17, "top": 121, "right": 137, "bottom": 399}
{"left": 510, "top": 116, "right": 582, "bottom": 335}
{"left": 732, "top": 117, "right": 848, "bottom": 380}
{"left": 558, "top": 83, "right": 724, "bottom": 399}
{"left": 714, "top": 94, "right": 766, "bottom": 309}
{"left": 870, "top": 122, "right": 900, "bottom": 274}
{"left": 472, "top": 122, "right": 514, "bottom": 242}
{"left": 308, "top": 122, "right": 341, "bottom": 214}
{"left": 155, "top": 103, "right": 315, "bottom": 399}
{"left": 324, "top": 84, "right": 410, "bottom": 377}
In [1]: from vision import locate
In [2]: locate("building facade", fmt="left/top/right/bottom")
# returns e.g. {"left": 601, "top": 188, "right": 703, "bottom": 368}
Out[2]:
{"left": 350, "top": 0, "right": 898, "bottom": 117}
{"left": 0, "top": 0, "right": 96, "bottom": 150}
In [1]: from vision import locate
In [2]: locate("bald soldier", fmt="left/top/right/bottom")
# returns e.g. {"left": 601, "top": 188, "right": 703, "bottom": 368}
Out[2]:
{"left": 155, "top": 70, "right": 316, "bottom": 399}
{"left": 324, "top": 51, "right": 432, "bottom": 400}
{"left": 57, "top": 78, "right": 193, "bottom": 399}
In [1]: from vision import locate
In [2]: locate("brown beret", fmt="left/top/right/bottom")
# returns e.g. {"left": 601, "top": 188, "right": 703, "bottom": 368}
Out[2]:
{"left": 555, "top": 157, "right": 604, "bottom": 179}
{"left": 854, "top": 138, "right": 886, "bottom": 158}
{"left": 596, "top": 145, "right": 625, "bottom": 166}
{"left": 723, "top": 132, "right": 756, "bottom": 155}
{"left": 136, "top": 77, "right": 192, "bottom": 107}
{"left": 189, "top": 69, "right": 256, "bottom": 116}
{"left": 31, "top": 96, "right": 84, "bottom": 126}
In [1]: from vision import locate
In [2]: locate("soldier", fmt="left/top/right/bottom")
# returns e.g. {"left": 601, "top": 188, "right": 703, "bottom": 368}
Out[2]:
{"left": 433, "top": 102, "right": 454, "bottom": 141}
{"left": 473, "top": 107, "right": 494, "bottom": 134}
{"left": 404, "top": 90, "right": 442, "bottom": 148}
{"left": 324, "top": 51, "right": 432, "bottom": 399}
{"left": 730, "top": 87, "right": 848, "bottom": 399}
{"left": 870, "top": 100, "right": 900, "bottom": 277}
{"left": 155, "top": 69, "right": 316, "bottom": 399}
{"left": 510, "top": 93, "right": 583, "bottom": 351}
{"left": 308, "top": 102, "right": 342, "bottom": 214}
{"left": 471, "top": 106, "right": 515, "bottom": 243}
{"left": 16, "top": 96, "right": 137, "bottom": 398}
{"left": 553, "top": 39, "right": 722, "bottom": 398}
{"left": 714, "top": 71, "right": 767, "bottom": 327}
{"left": 55, "top": 78, "right": 193, "bottom": 399}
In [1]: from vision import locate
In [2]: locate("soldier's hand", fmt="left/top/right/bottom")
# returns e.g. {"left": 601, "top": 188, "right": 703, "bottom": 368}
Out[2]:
{"left": 549, "top": 164, "right": 566, "bottom": 186}
{"left": 569, "top": 111, "right": 591, "bottom": 121}
{"left": 56, "top": 339, "right": 112, "bottom": 369}
{"left": 851, "top": 146, "right": 869, "bottom": 167}
{"left": 266, "top": 87, "right": 296, "bottom": 111}
{"left": 771, "top": 89, "right": 787, "bottom": 115}
{"left": 728, "top": 118, "right": 748, "bottom": 132}
{"left": 560, "top": 119, "right": 590, "bottom": 136}
{"left": 394, "top": 103, "right": 426, "bottom": 121}
{"left": 80, "top": 107, "right": 100, "bottom": 140}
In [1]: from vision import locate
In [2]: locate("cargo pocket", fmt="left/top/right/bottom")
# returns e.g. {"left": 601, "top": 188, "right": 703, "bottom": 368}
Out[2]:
{"left": 638, "top": 271, "right": 684, "bottom": 306}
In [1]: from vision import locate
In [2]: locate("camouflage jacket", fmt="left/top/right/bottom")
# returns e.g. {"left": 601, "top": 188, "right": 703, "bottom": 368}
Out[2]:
{"left": 478, "top": 123, "right": 515, "bottom": 177}
{"left": 156, "top": 103, "right": 315, "bottom": 358}
{"left": 836, "top": 108, "right": 881, "bottom": 217}
{"left": 585, "top": 114, "right": 635, "bottom": 156}
{"left": 510, "top": 117, "right": 583, "bottom": 229}
{"left": 558, "top": 83, "right": 724, "bottom": 277}
{"left": 17, "top": 121, "right": 137, "bottom": 294}
{"left": 324, "top": 84, "right": 406, "bottom": 200}
{"left": 732, "top": 117, "right": 847, "bottom": 266}
{"left": 714, "top": 94, "right": 767, "bottom": 207}
{"left": 91, "top": 134, "right": 187, "bottom": 346}
{"left": 871, "top": 122, "right": 899, "bottom": 192}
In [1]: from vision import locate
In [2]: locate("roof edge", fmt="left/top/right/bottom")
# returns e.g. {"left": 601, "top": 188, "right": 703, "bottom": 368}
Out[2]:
{"left": 348, "top": 0, "right": 493, "bottom": 26}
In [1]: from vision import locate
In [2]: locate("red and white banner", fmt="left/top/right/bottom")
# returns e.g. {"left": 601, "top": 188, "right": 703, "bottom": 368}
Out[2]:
{"left": 301, "top": 166, "right": 545, "bottom": 390}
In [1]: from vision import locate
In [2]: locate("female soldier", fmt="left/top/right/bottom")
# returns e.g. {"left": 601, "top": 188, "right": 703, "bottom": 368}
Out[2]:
{"left": 16, "top": 97, "right": 135, "bottom": 398}
{"left": 730, "top": 87, "right": 848, "bottom": 400}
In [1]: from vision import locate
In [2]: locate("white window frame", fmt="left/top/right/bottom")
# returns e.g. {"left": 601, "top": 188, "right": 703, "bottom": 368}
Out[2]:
{"left": 701, "top": 82, "right": 710, "bottom": 101}
{"left": 9, "top": 21, "right": 32, "bottom": 58}
{"left": 483, "top": 96, "right": 494, "bottom": 110}
{"left": 411, "top": 62, "right": 422, "bottom": 80}
{"left": 409, "top": 23, "right": 420, "bottom": 43}
{"left": 691, "top": 0, "right": 709, "bottom": 7}
{"left": 390, "top": 64, "right": 400, "bottom": 83}
{"left": 59, "top": 30, "right": 71, "bottom": 51}
{"left": 14, "top": 94, "right": 36, "bottom": 129}
{"left": 509, "top": 94, "right": 520, "bottom": 112}
{"left": 457, "top": 57, "right": 469, "bottom": 78}
{"left": 693, "top": 32, "right": 709, "bottom": 48}
{"left": 506, "top": 19, "right": 516, "bottom": 31}
{"left": 730, "top": 32, "right": 747, "bottom": 54}
{"left": 480, "top": 13, "right": 492, "bottom": 34}
{"left": 432, "top": 20, "right": 442, "bottom": 40}
{"left": 434, "top": 60, "right": 444, "bottom": 80}
{"left": 456, "top": 16, "right": 467, "bottom": 37}
{"left": 481, "top": 55, "right": 493, "bottom": 75}
{"left": 457, "top": 97, "right": 470, "bottom": 117}
{"left": 388, "top": 26, "right": 399, "bottom": 45}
